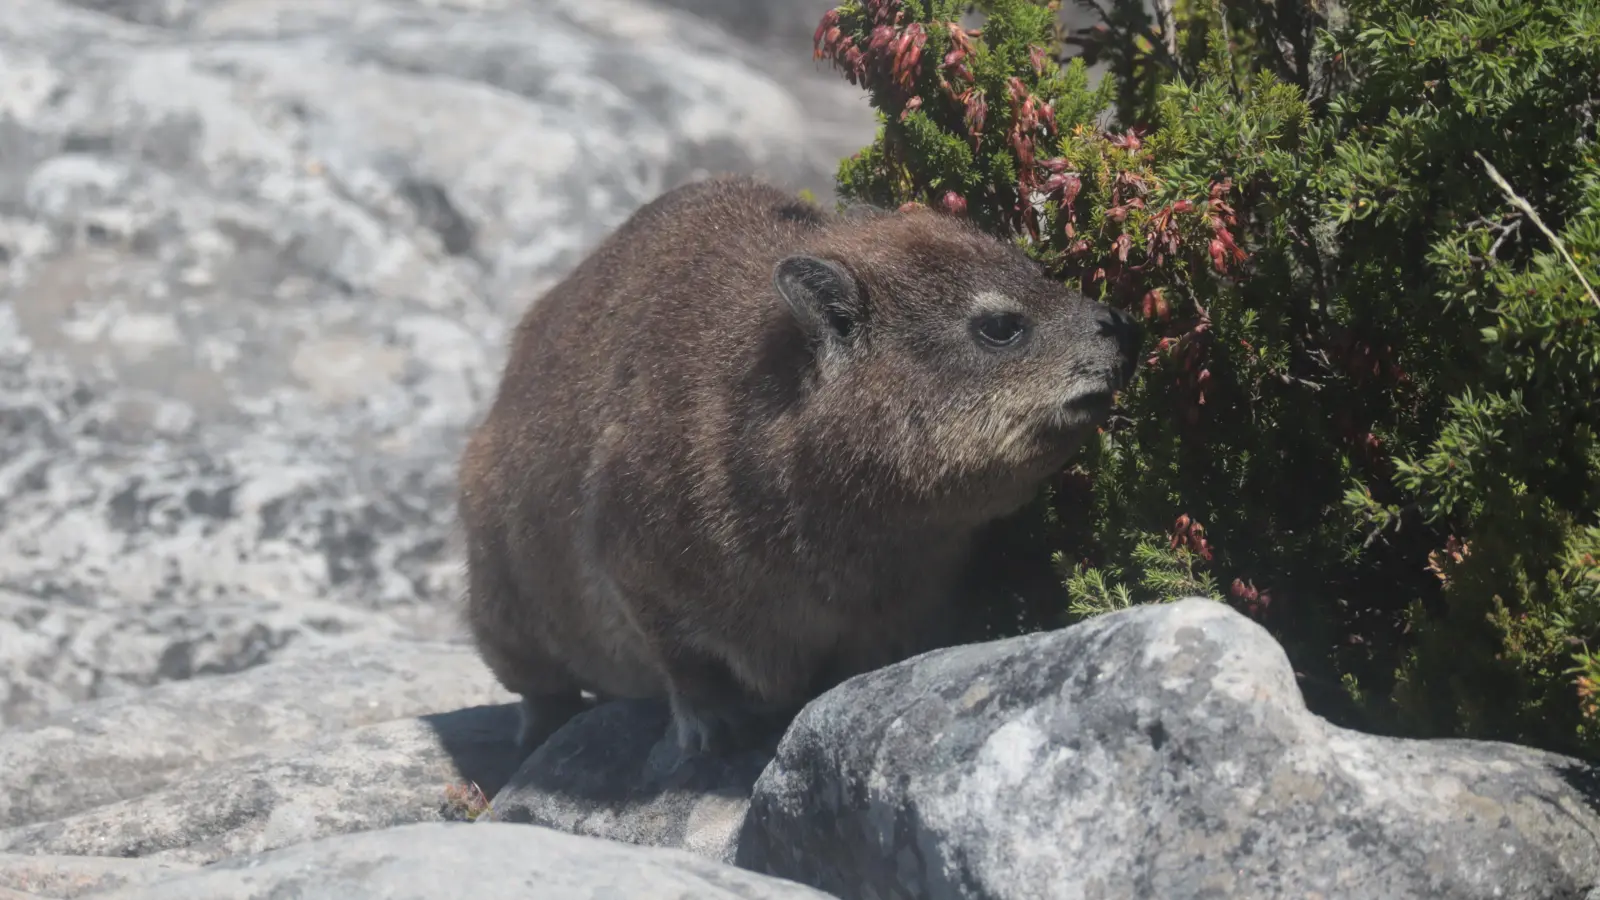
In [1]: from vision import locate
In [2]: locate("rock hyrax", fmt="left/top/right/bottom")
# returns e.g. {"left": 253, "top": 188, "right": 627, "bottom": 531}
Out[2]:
{"left": 458, "top": 175, "right": 1139, "bottom": 755}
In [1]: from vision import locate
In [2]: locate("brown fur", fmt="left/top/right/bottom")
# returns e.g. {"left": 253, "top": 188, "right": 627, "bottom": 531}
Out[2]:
{"left": 458, "top": 175, "right": 1139, "bottom": 755}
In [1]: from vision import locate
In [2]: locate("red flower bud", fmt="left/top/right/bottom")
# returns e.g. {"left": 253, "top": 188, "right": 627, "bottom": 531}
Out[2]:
{"left": 814, "top": 10, "right": 839, "bottom": 51}
{"left": 1030, "top": 45, "right": 1050, "bottom": 76}
{"left": 964, "top": 90, "right": 988, "bottom": 134}
{"left": 1060, "top": 174, "right": 1081, "bottom": 206}
{"left": 1209, "top": 238, "right": 1227, "bottom": 272}
{"left": 869, "top": 25, "right": 894, "bottom": 54}
{"left": 844, "top": 46, "right": 865, "bottom": 79}
{"left": 1108, "top": 130, "right": 1143, "bottom": 151}
{"left": 1140, "top": 289, "right": 1170, "bottom": 322}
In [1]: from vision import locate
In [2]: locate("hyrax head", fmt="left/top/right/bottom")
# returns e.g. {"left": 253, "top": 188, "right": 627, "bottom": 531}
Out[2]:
{"left": 773, "top": 205, "right": 1141, "bottom": 519}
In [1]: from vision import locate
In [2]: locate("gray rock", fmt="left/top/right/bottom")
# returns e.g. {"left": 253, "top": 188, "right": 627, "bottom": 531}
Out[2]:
{"left": 0, "top": 854, "right": 196, "bottom": 899}
{"left": 0, "top": 587, "right": 425, "bottom": 746}
{"left": 652, "top": 0, "right": 838, "bottom": 46}
{"left": 78, "top": 821, "right": 839, "bottom": 900}
{"left": 0, "top": 640, "right": 513, "bottom": 830}
{"left": 0, "top": 0, "right": 873, "bottom": 728}
{"left": 0, "top": 704, "right": 523, "bottom": 864}
{"left": 737, "top": 597, "right": 1600, "bottom": 900}
{"left": 484, "top": 699, "right": 771, "bottom": 865}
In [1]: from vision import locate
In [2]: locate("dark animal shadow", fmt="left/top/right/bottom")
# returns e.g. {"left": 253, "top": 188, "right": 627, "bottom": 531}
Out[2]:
{"left": 488, "top": 699, "right": 775, "bottom": 821}
{"left": 419, "top": 703, "right": 527, "bottom": 801}
{"left": 1556, "top": 760, "right": 1600, "bottom": 818}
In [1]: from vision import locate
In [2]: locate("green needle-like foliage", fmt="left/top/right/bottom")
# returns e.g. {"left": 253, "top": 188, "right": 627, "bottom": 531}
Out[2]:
{"left": 814, "top": 0, "right": 1600, "bottom": 758}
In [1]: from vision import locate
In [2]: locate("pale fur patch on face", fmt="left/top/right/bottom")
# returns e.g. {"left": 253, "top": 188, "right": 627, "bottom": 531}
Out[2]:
{"left": 865, "top": 289, "right": 1046, "bottom": 486}
{"left": 957, "top": 290, "right": 1041, "bottom": 469}
{"left": 970, "top": 289, "right": 1017, "bottom": 315}
{"left": 913, "top": 391, "right": 1041, "bottom": 484}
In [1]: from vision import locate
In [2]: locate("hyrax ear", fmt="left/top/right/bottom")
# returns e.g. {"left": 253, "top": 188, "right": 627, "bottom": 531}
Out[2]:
{"left": 773, "top": 255, "right": 863, "bottom": 344}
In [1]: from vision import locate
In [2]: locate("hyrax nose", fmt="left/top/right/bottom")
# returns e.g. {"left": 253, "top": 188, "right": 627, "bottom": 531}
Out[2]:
{"left": 1092, "top": 303, "right": 1141, "bottom": 385}
{"left": 1093, "top": 303, "right": 1141, "bottom": 354}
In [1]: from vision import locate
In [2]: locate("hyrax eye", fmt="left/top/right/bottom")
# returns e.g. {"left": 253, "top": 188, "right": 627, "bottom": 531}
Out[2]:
{"left": 972, "top": 312, "right": 1028, "bottom": 348}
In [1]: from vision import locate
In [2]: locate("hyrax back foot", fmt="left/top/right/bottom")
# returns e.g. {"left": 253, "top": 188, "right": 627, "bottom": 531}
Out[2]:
{"left": 516, "top": 691, "right": 589, "bottom": 756}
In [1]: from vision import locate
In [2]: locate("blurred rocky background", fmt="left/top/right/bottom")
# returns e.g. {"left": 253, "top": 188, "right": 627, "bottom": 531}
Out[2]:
{"left": 4, "top": 5, "right": 1597, "bottom": 899}
{"left": 0, "top": 0, "right": 876, "bottom": 728}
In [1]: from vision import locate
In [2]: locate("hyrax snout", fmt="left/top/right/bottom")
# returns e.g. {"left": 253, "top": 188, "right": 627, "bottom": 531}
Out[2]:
{"left": 458, "top": 175, "right": 1139, "bottom": 756}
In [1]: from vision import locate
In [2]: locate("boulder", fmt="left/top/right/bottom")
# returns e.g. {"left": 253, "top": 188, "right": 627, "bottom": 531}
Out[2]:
{"left": 0, "top": 640, "right": 513, "bottom": 830}
{"left": 484, "top": 699, "right": 771, "bottom": 864}
{"left": 77, "top": 821, "right": 838, "bottom": 900}
{"left": 5, "top": 592, "right": 1596, "bottom": 899}
{"left": 737, "top": 597, "right": 1600, "bottom": 900}
{"left": 0, "top": 0, "right": 873, "bottom": 729}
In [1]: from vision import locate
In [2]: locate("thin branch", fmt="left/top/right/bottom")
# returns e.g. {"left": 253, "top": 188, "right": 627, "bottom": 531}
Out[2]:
{"left": 1141, "top": 25, "right": 1187, "bottom": 79}
{"left": 1063, "top": 0, "right": 1187, "bottom": 81}
{"left": 1488, "top": 218, "right": 1521, "bottom": 260}
{"left": 1306, "top": 347, "right": 1336, "bottom": 375}
{"left": 1277, "top": 373, "right": 1326, "bottom": 391}
{"left": 1151, "top": 0, "right": 1179, "bottom": 61}
{"left": 1462, "top": 215, "right": 1524, "bottom": 262}
{"left": 1474, "top": 152, "right": 1600, "bottom": 311}
{"left": 1072, "top": 0, "right": 1116, "bottom": 25}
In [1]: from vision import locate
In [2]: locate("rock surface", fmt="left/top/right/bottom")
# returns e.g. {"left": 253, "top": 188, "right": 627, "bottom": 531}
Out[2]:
{"left": 0, "top": 633, "right": 819, "bottom": 899}
{"left": 484, "top": 699, "right": 771, "bottom": 865}
{"left": 0, "top": 854, "right": 195, "bottom": 899}
{"left": 0, "top": 703, "right": 521, "bottom": 864}
{"left": 0, "top": 640, "right": 513, "bottom": 831}
{"left": 79, "top": 821, "right": 837, "bottom": 900}
{"left": 4, "top": 596, "right": 1597, "bottom": 899}
{"left": 0, "top": 0, "right": 874, "bottom": 728}
{"left": 737, "top": 597, "right": 1600, "bottom": 900}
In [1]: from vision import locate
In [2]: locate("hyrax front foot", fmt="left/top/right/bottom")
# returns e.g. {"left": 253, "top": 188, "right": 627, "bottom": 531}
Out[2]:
{"left": 516, "top": 691, "right": 589, "bottom": 756}
{"left": 668, "top": 693, "right": 785, "bottom": 757}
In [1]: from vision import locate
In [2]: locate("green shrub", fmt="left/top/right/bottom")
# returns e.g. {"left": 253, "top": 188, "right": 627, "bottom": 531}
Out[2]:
{"left": 813, "top": 0, "right": 1600, "bottom": 758}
